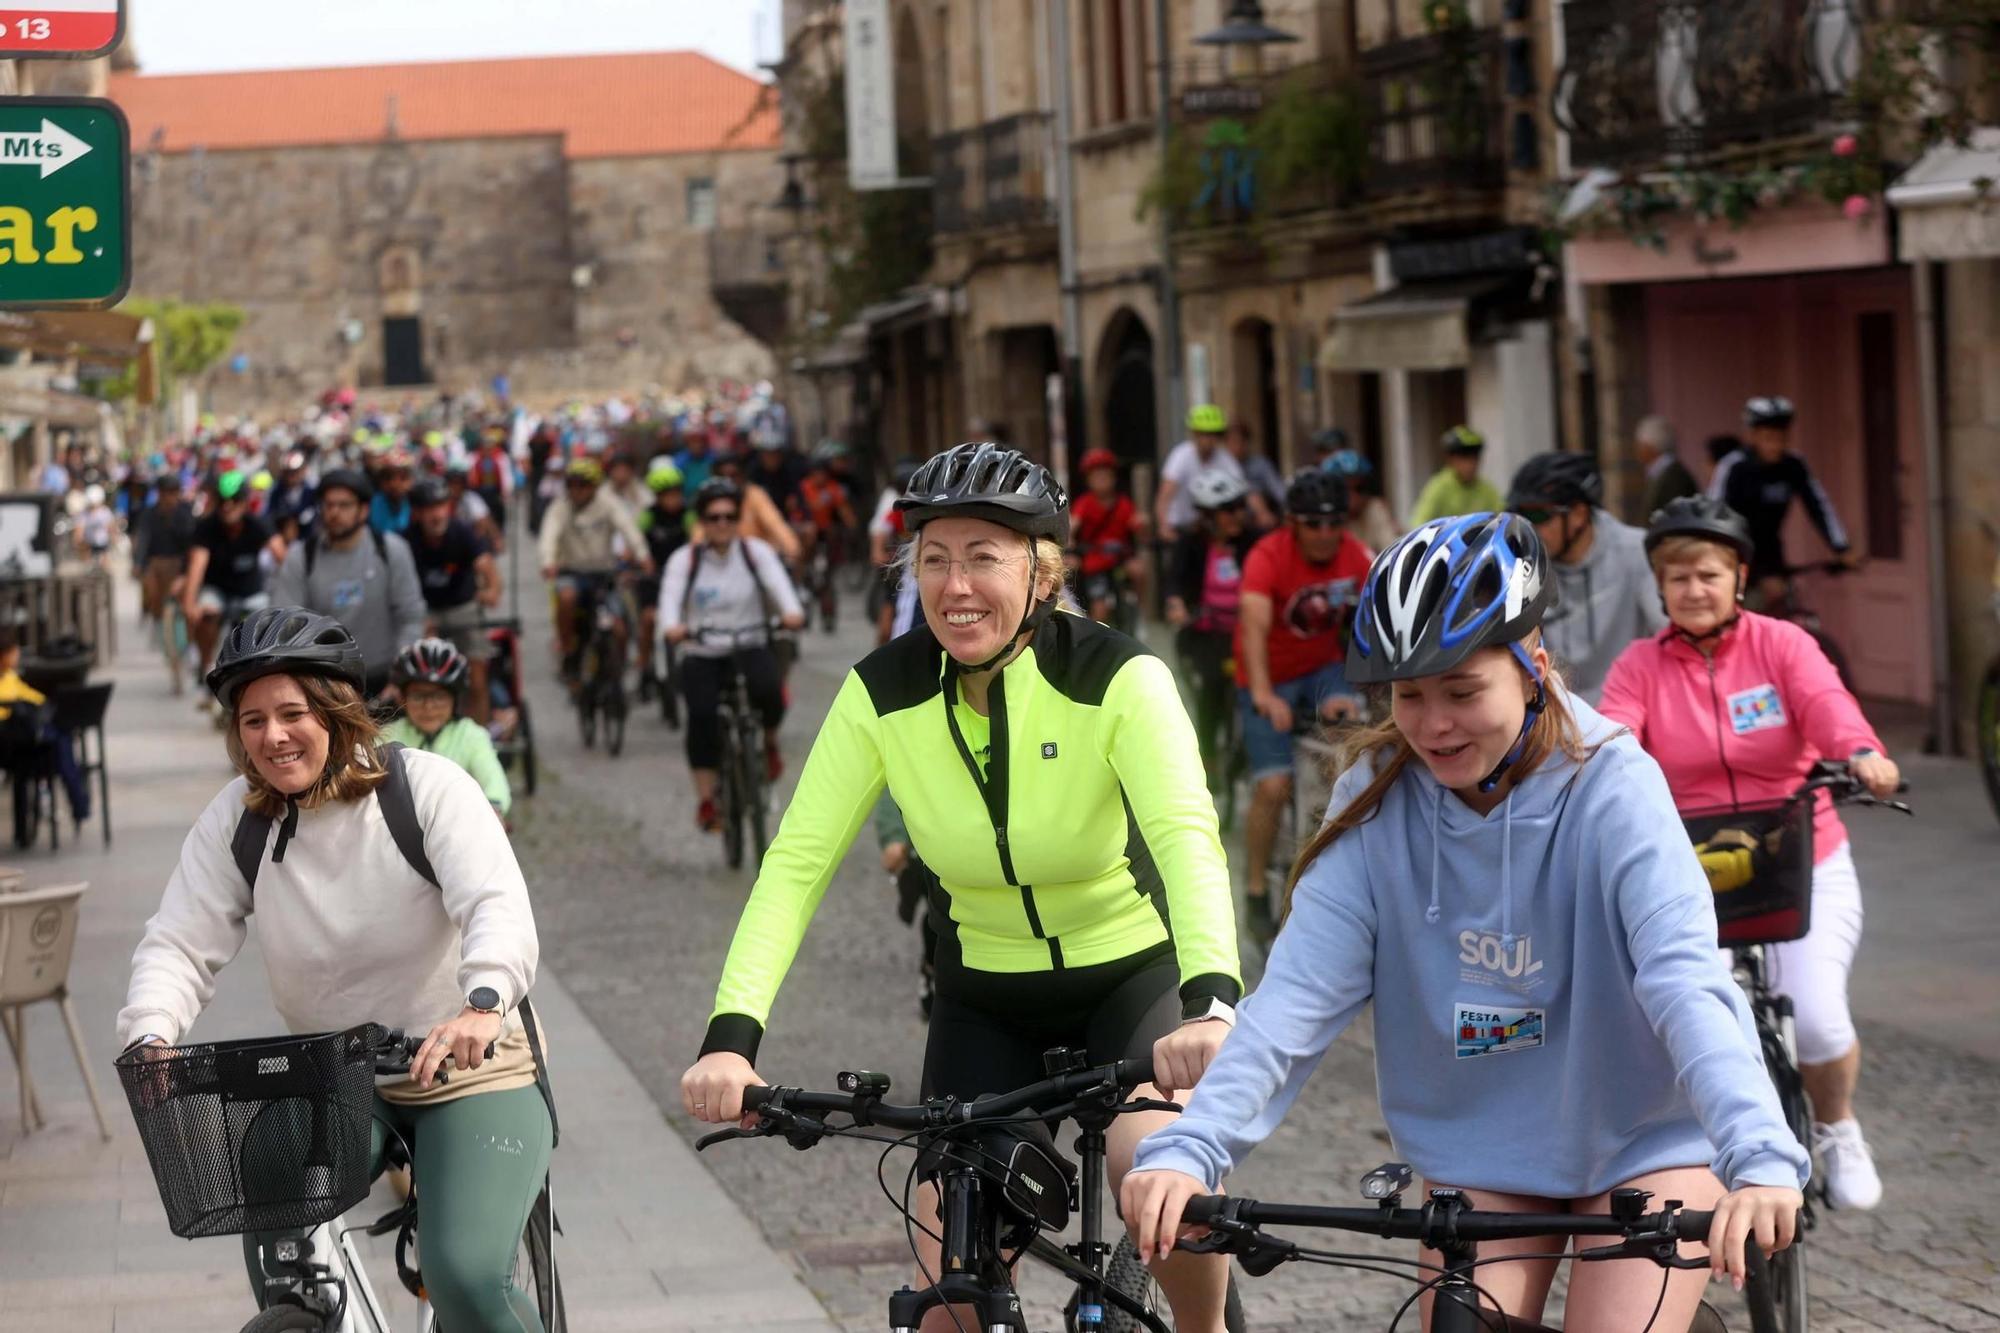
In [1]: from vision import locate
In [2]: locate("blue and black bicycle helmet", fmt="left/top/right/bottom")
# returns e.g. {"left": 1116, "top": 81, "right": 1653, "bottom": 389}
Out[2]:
{"left": 1322, "top": 448, "right": 1373, "bottom": 479}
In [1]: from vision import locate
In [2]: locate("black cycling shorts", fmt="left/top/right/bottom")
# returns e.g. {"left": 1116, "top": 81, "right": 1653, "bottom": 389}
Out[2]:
{"left": 921, "top": 940, "right": 1178, "bottom": 1102}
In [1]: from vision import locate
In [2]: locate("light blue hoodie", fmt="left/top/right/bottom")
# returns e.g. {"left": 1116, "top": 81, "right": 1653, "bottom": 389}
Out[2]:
{"left": 1134, "top": 696, "right": 1809, "bottom": 1198}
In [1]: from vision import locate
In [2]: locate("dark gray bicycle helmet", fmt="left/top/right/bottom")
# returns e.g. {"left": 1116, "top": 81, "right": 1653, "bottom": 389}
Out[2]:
{"left": 897, "top": 442, "right": 1068, "bottom": 542}
{"left": 1743, "top": 395, "right": 1795, "bottom": 429}
{"left": 1506, "top": 451, "right": 1603, "bottom": 511}
{"left": 317, "top": 467, "right": 373, "bottom": 505}
{"left": 207, "top": 606, "right": 367, "bottom": 709}
{"left": 693, "top": 476, "right": 743, "bottom": 513}
{"left": 1285, "top": 467, "right": 1350, "bottom": 519}
{"left": 1644, "top": 495, "right": 1753, "bottom": 563}
{"left": 409, "top": 476, "right": 450, "bottom": 509}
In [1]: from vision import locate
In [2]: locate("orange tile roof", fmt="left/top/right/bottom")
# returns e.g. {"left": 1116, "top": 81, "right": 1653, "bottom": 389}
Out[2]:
{"left": 108, "top": 50, "right": 779, "bottom": 159}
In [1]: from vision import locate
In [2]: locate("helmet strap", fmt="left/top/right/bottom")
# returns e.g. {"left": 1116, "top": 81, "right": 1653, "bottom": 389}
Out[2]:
{"left": 1477, "top": 640, "right": 1547, "bottom": 794}
{"left": 1552, "top": 507, "right": 1589, "bottom": 563}
{"left": 954, "top": 542, "right": 1054, "bottom": 675}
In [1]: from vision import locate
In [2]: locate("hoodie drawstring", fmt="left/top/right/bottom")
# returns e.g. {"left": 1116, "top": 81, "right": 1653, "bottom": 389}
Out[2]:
{"left": 1424, "top": 783, "right": 1444, "bottom": 925}
{"left": 1500, "top": 798, "right": 1515, "bottom": 950}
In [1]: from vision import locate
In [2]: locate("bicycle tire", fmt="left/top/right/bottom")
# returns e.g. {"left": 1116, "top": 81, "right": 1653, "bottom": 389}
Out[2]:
{"left": 524, "top": 1181, "right": 568, "bottom": 1333}
{"left": 743, "top": 728, "right": 769, "bottom": 870}
{"left": 1979, "top": 659, "right": 2000, "bottom": 825}
{"left": 518, "top": 699, "right": 539, "bottom": 796}
{"left": 721, "top": 733, "right": 746, "bottom": 870}
{"left": 238, "top": 1304, "right": 325, "bottom": 1333}
{"left": 1070, "top": 1234, "right": 1244, "bottom": 1333}
{"left": 605, "top": 682, "right": 627, "bottom": 758}
{"left": 1741, "top": 1242, "right": 1793, "bottom": 1333}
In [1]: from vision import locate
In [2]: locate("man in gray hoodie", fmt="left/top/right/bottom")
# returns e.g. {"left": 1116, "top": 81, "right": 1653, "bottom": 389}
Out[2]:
{"left": 270, "top": 468, "right": 428, "bottom": 695}
{"left": 1505, "top": 451, "right": 1665, "bottom": 702}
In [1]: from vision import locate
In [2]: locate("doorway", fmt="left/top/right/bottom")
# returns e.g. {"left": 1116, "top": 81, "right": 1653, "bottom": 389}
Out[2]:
{"left": 1230, "top": 317, "right": 1281, "bottom": 468}
{"left": 1099, "top": 310, "right": 1157, "bottom": 467}
{"left": 383, "top": 317, "right": 426, "bottom": 387}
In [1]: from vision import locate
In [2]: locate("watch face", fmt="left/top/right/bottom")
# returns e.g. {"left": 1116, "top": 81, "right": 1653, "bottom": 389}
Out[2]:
{"left": 468, "top": 986, "right": 500, "bottom": 1012}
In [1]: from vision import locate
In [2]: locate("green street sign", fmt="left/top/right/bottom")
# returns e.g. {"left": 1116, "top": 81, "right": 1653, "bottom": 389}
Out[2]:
{"left": 0, "top": 96, "right": 129, "bottom": 309}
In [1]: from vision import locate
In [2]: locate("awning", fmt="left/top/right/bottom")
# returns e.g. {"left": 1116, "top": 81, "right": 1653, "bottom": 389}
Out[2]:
{"left": 1889, "top": 127, "right": 2000, "bottom": 261}
{"left": 0, "top": 309, "right": 150, "bottom": 366}
{"left": 1319, "top": 274, "right": 1515, "bottom": 373}
{"left": 857, "top": 286, "right": 947, "bottom": 337}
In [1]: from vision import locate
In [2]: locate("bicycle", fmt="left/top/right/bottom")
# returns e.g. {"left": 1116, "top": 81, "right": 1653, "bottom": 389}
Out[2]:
{"left": 697, "top": 1048, "right": 1243, "bottom": 1333}
{"left": 565, "top": 571, "right": 628, "bottom": 757}
{"left": 690, "top": 624, "right": 776, "bottom": 871}
{"left": 116, "top": 1023, "right": 564, "bottom": 1333}
{"left": 1683, "top": 759, "right": 1911, "bottom": 1333}
{"left": 1180, "top": 1166, "right": 1747, "bottom": 1333}
{"left": 656, "top": 635, "right": 682, "bottom": 729}
{"left": 1257, "top": 694, "right": 1372, "bottom": 929}
{"left": 1759, "top": 563, "right": 1855, "bottom": 692}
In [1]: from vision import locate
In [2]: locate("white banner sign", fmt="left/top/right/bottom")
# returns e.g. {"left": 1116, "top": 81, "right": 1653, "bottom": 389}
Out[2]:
{"left": 844, "top": 0, "right": 899, "bottom": 190}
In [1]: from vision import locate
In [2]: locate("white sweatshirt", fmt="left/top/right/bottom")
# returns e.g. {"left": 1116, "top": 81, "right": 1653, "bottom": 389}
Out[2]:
{"left": 120, "top": 749, "right": 540, "bottom": 1098}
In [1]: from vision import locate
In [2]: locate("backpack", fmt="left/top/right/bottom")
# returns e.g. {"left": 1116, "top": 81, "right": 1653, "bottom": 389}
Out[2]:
{"left": 303, "top": 524, "right": 389, "bottom": 579}
{"left": 230, "top": 743, "right": 559, "bottom": 1143}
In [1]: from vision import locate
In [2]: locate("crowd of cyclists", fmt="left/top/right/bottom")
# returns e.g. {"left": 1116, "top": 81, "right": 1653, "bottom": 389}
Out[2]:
{"left": 97, "top": 377, "right": 1900, "bottom": 1331}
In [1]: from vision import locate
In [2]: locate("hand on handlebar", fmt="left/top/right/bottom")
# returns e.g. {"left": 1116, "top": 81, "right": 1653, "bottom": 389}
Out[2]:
{"left": 664, "top": 624, "right": 689, "bottom": 645}
{"left": 1850, "top": 751, "right": 1901, "bottom": 802}
{"left": 778, "top": 612, "right": 805, "bottom": 632}
{"left": 413, "top": 1006, "right": 504, "bottom": 1091}
{"left": 681, "top": 1050, "right": 765, "bottom": 1127}
{"left": 1706, "top": 1184, "right": 1802, "bottom": 1290}
{"left": 1252, "top": 689, "right": 1293, "bottom": 735}
{"left": 1151, "top": 1019, "right": 1228, "bottom": 1100}
{"left": 1121, "top": 1168, "right": 1212, "bottom": 1264}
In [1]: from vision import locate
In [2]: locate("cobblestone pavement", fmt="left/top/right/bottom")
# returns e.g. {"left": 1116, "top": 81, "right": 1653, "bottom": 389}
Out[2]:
{"left": 506, "top": 584, "right": 2000, "bottom": 1331}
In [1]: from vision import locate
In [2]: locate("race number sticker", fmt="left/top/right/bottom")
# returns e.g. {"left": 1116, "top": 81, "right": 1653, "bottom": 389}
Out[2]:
{"left": 1727, "top": 683, "right": 1787, "bottom": 735}
{"left": 1454, "top": 1004, "right": 1545, "bottom": 1059}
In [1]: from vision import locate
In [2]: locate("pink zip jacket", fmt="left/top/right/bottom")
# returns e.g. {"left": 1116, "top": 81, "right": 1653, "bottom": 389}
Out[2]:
{"left": 1598, "top": 611, "right": 1883, "bottom": 862}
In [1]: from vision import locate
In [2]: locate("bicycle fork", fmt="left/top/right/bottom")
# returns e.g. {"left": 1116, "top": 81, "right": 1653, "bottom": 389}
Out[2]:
{"left": 887, "top": 1169, "right": 1026, "bottom": 1333}
{"left": 1067, "top": 1123, "right": 1113, "bottom": 1330}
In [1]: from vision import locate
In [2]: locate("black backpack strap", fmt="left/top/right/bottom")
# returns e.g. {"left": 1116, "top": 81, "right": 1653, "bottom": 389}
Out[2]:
{"left": 304, "top": 535, "right": 318, "bottom": 579}
{"left": 374, "top": 742, "right": 440, "bottom": 887}
{"left": 230, "top": 809, "right": 274, "bottom": 895}
{"left": 517, "top": 996, "right": 560, "bottom": 1147}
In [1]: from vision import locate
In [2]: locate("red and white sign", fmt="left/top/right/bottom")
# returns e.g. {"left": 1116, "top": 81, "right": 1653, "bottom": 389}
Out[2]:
{"left": 0, "top": 0, "right": 122, "bottom": 58}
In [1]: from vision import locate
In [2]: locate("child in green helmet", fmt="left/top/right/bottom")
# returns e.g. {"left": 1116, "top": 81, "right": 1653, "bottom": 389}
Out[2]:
{"left": 636, "top": 463, "right": 692, "bottom": 702}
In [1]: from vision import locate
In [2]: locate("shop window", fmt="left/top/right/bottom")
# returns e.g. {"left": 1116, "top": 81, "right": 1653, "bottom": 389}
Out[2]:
{"left": 1855, "top": 311, "right": 1902, "bottom": 561}
{"left": 686, "top": 178, "right": 718, "bottom": 231}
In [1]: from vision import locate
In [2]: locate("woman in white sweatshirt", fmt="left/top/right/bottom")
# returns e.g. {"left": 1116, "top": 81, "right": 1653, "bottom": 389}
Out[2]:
{"left": 119, "top": 606, "right": 554, "bottom": 1333}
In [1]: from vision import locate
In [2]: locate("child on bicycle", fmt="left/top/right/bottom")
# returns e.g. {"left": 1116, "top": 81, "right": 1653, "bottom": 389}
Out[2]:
{"left": 1164, "top": 471, "right": 1257, "bottom": 796}
{"left": 1124, "top": 513, "right": 1807, "bottom": 1331}
{"left": 381, "top": 637, "right": 512, "bottom": 819}
{"left": 1068, "top": 448, "right": 1147, "bottom": 625}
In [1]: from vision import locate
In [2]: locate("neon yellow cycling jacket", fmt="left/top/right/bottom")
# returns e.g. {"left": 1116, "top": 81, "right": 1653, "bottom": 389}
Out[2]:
{"left": 702, "top": 611, "right": 1242, "bottom": 1061}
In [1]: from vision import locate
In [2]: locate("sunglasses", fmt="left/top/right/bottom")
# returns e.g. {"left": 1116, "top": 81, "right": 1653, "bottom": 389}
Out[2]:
{"left": 1295, "top": 515, "right": 1343, "bottom": 530}
{"left": 703, "top": 509, "right": 741, "bottom": 524}
{"left": 1512, "top": 506, "right": 1557, "bottom": 525}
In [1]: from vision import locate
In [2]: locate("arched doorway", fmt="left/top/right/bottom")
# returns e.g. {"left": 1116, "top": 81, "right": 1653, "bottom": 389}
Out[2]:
{"left": 1097, "top": 308, "right": 1157, "bottom": 467}
{"left": 1231, "top": 316, "right": 1281, "bottom": 470}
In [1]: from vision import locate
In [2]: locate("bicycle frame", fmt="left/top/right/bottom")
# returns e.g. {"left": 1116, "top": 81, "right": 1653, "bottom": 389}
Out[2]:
{"left": 252, "top": 1207, "right": 425, "bottom": 1333}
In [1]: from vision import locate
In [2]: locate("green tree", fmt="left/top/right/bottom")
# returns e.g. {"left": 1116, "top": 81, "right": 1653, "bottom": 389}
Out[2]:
{"left": 87, "top": 298, "right": 245, "bottom": 402}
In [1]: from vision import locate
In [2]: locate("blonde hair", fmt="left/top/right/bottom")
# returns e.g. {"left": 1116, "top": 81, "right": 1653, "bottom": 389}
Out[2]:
{"left": 893, "top": 530, "right": 1068, "bottom": 602}
{"left": 225, "top": 672, "right": 388, "bottom": 819}
{"left": 1284, "top": 637, "right": 1599, "bottom": 909}
{"left": 1647, "top": 534, "right": 1739, "bottom": 578}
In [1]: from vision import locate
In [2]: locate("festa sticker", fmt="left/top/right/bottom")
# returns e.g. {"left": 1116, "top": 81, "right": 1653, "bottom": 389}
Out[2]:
{"left": 1454, "top": 1004, "right": 1545, "bottom": 1059}
{"left": 1727, "top": 683, "right": 1787, "bottom": 735}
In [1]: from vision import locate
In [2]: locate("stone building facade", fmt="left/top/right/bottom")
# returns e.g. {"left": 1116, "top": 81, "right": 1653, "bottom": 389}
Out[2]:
{"left": 107, "top": 51, "right": 784, "bottom": 412}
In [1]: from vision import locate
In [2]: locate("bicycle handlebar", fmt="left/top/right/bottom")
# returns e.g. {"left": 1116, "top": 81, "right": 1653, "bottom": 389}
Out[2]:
{"left": 371, "top": 1028, "right": 496, "bottom": 1087}
{"left": 1180, "top": 1194, "right": 1713, "bottom": 1247}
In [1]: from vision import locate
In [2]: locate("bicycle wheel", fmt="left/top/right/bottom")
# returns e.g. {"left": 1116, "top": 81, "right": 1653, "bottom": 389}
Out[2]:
{"left": 578, "top": 683, "right": 597, "bottom": 749}
{"left": 238, "top": 1304, "right": 325, "bottom": 1332}
{"left": 604, "top": 680, "right": 627, "bottom": 758}
{"left": 743, "top": 726, "right": 769, "bottom": 870}
{"left": 1979, "top": 658, "right": 2000, "bottom": 824}
{"left": 1741, "top": 1239, "right": 1807, "bottom": 1333}
{"left": 518, "top": 699, "right": 539, "bottom": 796}
{"left": 1072, "top": 1234, "right": 1244, "bottom": 1333}
{"left": 522, "top": 1180, "right": 567, "bottom": 1332}
{"left": 721, "top": 733, "right": 746, "bottom": 870}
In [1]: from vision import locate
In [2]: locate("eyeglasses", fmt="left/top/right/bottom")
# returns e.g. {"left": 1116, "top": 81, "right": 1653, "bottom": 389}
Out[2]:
{"left": 916, "top": 551, "right": 1026, "bottom": 582}
{"left": 1512, "top": 506, "right": 1557, "bottom": 525}
{"left": 703, "top": 510, "right": 741, "bottom": 524}
{"left": 1295, "top": 516, "right": 1344, "bottom": 530}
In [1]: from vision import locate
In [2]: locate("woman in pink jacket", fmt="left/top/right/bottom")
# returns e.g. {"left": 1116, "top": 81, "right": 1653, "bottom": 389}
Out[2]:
{"left": 1600, "top": 496, "right": 1900, "bottom": 1213}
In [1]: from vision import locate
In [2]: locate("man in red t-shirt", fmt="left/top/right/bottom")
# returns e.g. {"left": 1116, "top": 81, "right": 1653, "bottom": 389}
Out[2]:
{"left": 1067, "top": 448, "right": 1148, "bottom": 625}
{"left": 1235, "top": 468, "right": 1374, "bottom": 933}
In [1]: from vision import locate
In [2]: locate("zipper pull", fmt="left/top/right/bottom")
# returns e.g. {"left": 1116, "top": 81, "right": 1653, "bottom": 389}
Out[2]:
{"left": 995, "top": 826, "right": 1008, "bottom": 850}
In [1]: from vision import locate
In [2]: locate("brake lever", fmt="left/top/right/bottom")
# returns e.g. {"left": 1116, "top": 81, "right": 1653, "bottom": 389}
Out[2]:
{"left": 1178, "top": 1224, "right": 1299, "bottom": 1276}
{"left": 693, "top": 1123, "right": 772, "bottom": 1152}
{"left": 1123, "top": 1097, "right": 1183, "bottom": 1115}
{"left": 1575, "top": 1233, "right": 1707, "bottom": 1270}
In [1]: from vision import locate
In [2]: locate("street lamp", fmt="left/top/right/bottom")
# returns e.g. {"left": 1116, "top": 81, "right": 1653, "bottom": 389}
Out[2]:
{"left": 1194, "top": 0, "right": 1299, "bottom": 81}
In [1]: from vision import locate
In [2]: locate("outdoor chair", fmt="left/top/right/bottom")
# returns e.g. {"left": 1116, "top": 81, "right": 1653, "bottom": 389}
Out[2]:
{"left": 49, "top": 681, "right": 113, "bottom": 847}
{"left": 0, "top": 881, "right": 111, "bottom": 1140}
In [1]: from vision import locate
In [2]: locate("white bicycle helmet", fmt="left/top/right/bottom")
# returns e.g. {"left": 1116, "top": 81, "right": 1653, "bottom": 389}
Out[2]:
{"left": 1188, "top": 471, "right": 1250, "bottom": 511}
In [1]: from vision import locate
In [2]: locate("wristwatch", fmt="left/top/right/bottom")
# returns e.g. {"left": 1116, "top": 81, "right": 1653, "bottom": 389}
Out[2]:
{"left": 466, "top": 986, "right": 503, "bottom": 1016}
{"left": 1180, "top": 997, "right": 1236, "bottom": 1028}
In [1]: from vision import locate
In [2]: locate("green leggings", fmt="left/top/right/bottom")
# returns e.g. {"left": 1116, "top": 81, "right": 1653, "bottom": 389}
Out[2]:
{"left": 244, "top": 1084, "right": 555, "bottom": 1331}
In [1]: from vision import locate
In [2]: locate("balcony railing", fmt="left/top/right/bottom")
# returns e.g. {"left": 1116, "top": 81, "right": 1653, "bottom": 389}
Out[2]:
{"left": 930, "top": 111, "right": 1057, "bottom": 235}
{"left": 1555, "top": 0, "right": 1864, "bottom": 169}
{"left": 1359, "top": 28, "right": 1506, "bottom": 196}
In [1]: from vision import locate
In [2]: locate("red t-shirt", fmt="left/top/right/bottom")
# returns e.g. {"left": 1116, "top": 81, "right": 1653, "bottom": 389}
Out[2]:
{"left": 1234, "top": 526, "right": 1374, "bottom": 686}
{"left": 1069, "top": 492, "right": 1137, "bottom": 575}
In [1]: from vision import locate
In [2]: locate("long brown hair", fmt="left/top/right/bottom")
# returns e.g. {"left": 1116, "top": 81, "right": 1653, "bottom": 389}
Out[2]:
{"left": 1284, "top": 639, "right": 1598, "bottom": 908}
{"left": 224, "top": 672, "right": 388, "bottom": 818}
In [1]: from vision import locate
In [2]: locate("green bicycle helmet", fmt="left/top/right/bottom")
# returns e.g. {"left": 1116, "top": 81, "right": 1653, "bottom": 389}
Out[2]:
{"left": 647, "top": 462, "right": 685, "bottom": 493}
{"left": 215, "top": 470, "right": 249, "bottom": 502}
{"left": 1187, "top": 403, "right": 1228, "bottom": 435}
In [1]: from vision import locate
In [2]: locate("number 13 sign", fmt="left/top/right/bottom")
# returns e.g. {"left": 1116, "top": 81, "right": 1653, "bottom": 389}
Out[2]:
{"left": 0, "top": 0, "right": 123, "bottom": 59}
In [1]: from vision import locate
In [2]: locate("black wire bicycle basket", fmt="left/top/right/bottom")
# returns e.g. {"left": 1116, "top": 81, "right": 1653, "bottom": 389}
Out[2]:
{"left": 115, "top": 1024, "right": 382, "bottom": 1239}
{"left": 1682, "top": 796, "right": 1817, "bottom": 946}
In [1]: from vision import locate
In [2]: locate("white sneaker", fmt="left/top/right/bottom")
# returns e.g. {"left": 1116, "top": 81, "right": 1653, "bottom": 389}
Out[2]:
{"left": 1813, "top": 1117, "right": 1883, "bottom": 1210}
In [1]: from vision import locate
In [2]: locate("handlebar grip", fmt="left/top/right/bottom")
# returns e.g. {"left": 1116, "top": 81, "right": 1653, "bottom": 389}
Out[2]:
{"left": 1182, "top": 1195, "right": 1230, "bottom": 1226}
{"left": 1668, "top": 1209, "right": 1714, "bottom": 1240}
{"left": 742, "top": 1084, "right": 779, "bottom": 1113}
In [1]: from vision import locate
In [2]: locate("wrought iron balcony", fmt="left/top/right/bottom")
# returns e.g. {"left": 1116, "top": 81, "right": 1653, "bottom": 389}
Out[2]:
{"left": 930, "top": 111, "right": 1057, "bottom": 235}
{"left": 1359, "top": 27, "right": 1507, "bottom": 195}
{"left": 1555, "top": 0, "right": 1864, "bottom": 169}
{"left": 707, "top": 228, "right": 788, "bottom": 346}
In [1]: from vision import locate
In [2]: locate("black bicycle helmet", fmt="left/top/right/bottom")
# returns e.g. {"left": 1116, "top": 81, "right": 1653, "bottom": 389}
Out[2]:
{"left": 1285, "top": 467, "right": 1350, "bottom": 519}
{"left": 1348, "top": 513, "right": 1553, "bottom": 687}
{"left": 1743, "top": 395, "right": 1795, "bottom": 429}
{"left": 391, "top": 636, "right": 470, "bottom": 695}
{"left": 409, "top": 476, "right": 450, "bottom": 509}
{"left": 207, "top": 606, "right": 367, "bottom": 709}
{"left": 1441, "top": 425, "right": 1486, "bottom": 456}
{"left": 317, "top": 467, "right": 373, "bottom": 505}
{"left": 1506, "top": 451, "right": 1603, "bottom": 511}
{"left": 693, "top": 476, "right": 743, "bottom": 513}
{"left": 897, "top": 442, "right": 1068, "bottom": 542}
{"left": 1644, "top": 495, "right": 1754, "bottom": 564}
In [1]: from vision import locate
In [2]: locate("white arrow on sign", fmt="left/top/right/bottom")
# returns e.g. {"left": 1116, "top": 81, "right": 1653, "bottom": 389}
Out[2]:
{"left": 0, "top": 118, "right": 94, "bottom": 179}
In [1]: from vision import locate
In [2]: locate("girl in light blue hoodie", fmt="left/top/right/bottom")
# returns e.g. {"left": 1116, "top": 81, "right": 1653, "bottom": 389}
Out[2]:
{"left": 1126, "top": 513, "right": 1807, "bottom": 1331}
